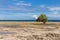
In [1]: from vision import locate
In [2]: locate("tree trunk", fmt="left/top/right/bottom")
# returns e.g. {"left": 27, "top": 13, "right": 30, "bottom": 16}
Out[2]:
{"left": 43, "top": 22, "right": 45, "bottom": 24}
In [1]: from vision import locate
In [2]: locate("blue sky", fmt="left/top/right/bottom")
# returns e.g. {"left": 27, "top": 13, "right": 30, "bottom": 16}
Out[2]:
{"left": 0, "top": 0, "right": 60, "bottom": 20}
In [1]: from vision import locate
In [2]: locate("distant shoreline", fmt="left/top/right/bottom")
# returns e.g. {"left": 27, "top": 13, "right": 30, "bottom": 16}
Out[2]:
{"left": 0, "top": 20, "right": 60, "bottom": 22}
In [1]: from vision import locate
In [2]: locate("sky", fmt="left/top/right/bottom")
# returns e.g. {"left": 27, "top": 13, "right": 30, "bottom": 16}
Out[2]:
{"left": 0, "top": 0, "right": 60, "bottom": 20}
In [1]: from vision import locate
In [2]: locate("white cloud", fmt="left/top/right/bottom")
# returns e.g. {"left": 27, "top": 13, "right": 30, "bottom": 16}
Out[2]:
{"left": 53, "top": 12, "right": 58, "bottom": 15}
{"left": 40, "top": 5, "right": 45, "bottom": 8}
{"left": 48, "top": 15, "right": 60, "bottom": 18}
{"left": 32, "top": 15, "right": 38, "bottom": 19}
{"left": 16, "top": 1, "right": 32, "bottom": 6}
{"left": 46, "top": 7, "right": 60, "bottom": 18}
{"left": 48, "top": 7, "right": 60, "bottom": 11}
{"left": 0, "top": 13, "right": 29, "bottom": 20}
{"left": 47, "top": 13, "right": 60, "bottom": 18}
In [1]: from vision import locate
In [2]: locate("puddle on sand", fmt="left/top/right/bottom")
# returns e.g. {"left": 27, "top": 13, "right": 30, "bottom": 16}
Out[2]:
{"left": 0, "top": 32, "right": 16, "bottom": 35}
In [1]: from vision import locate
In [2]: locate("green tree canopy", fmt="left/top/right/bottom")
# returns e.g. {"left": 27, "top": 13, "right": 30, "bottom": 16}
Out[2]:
{"left": 36, "top": 14, "right": 48, "bottom": 24}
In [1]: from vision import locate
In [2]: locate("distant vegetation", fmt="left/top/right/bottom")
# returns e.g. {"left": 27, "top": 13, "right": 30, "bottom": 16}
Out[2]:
{"left": 36, "top": 14, "right": 48, "bottom": 24}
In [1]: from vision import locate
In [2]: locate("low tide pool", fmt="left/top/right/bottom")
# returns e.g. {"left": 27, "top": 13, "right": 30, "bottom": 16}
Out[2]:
{"left": 0, "top": 32, "right": 16, "bottom": 35}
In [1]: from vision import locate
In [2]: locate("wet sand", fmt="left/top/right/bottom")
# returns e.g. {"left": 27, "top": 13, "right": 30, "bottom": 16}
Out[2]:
{"left": 0, "top": 22, "right": 60, "bottom": 40}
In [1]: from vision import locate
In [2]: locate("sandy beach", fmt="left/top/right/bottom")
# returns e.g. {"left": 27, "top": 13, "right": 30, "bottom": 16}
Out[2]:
{"left": 0, "top": 22, "right": 60, "bottom": 40}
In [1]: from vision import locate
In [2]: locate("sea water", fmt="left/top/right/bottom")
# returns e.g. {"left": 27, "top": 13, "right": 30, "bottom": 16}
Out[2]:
{"left": 0, "top": 20, "right": 60, "bottom": 22}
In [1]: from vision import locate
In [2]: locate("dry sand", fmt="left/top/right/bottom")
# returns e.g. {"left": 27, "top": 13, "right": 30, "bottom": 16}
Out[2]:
{"left": 0, "top": 22, "right": 59, "bottom": 40}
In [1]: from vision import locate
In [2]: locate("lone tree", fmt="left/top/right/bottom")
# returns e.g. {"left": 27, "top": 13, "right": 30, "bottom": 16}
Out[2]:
{"left": 36, "top": 14, "right": 48, "bottom": 24}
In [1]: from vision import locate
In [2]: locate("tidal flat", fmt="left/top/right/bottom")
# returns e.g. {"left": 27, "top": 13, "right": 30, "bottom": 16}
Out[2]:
{"left": 0, "top": 22, "right": 60, "bottom": 40}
